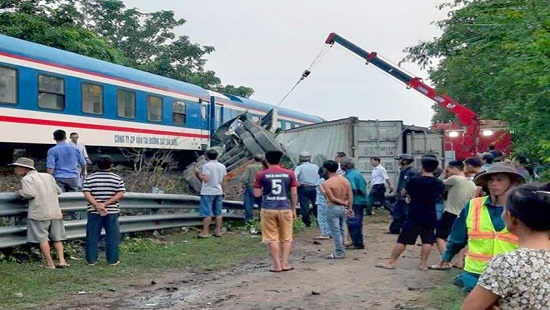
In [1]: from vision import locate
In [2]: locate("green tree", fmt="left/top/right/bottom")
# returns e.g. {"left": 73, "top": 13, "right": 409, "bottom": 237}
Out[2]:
{"left": 0, "top": 0, "right": 254, "bottom": 98}
{"left": 0, "top": 0, "right": 127, "bottom": 64}
{"left": 403, "top": 0, "right": 550, "bottom": 160}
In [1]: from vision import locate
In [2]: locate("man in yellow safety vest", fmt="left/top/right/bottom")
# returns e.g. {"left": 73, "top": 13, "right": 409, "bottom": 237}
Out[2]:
{"left": 432, "top": 163, "right": 525, "bottom": 292}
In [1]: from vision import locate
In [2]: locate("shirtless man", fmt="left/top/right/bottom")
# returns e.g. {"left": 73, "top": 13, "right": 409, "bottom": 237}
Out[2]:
{"left": 321, "top": 160, "right": 353, "bottom": 259}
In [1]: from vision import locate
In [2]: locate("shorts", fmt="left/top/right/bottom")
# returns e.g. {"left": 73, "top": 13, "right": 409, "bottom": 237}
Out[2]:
{"left": 199, "top": 195, "right": 223, "bottom": 217}
{"left": 260, "top": 209, "right": 293, "bottom": 243}
{"left": 27, "top": 219, "right": 67, "bottom": 243}
{"left": 397, "top": 221, "right": 435, "bottom": 245}
{"left": 435, "top": 211, "right": 458, "bottom": 240}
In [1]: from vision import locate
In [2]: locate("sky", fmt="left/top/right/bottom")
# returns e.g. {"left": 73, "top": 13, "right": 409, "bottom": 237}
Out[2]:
{"left": 124, "top": 0, "right": 449, "bottom": 127}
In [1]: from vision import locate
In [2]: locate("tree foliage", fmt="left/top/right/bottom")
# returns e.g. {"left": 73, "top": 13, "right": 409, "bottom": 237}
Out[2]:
{"left": 0, "top": 0, "right": 254, "bottom": 97}
{"left": 403, "top": 0, "right": 549, "bottom": 160}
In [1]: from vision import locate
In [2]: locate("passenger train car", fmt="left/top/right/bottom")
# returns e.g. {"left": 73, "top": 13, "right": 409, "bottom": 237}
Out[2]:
{"left": 0, "top": 35, "right": 323, "bottom": 161}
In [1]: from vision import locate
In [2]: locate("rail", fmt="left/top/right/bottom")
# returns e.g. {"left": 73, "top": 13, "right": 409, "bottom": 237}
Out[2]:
{"left": 0, "top": 192, "right": 244, "bottom": 249}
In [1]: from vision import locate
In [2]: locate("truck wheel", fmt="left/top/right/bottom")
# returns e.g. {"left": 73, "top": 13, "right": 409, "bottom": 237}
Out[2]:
{"left": 252, "top": 130, "right": 282, "bottom": 152}
{"left": 242, "top": 136, "right": 264, "bottom": 155}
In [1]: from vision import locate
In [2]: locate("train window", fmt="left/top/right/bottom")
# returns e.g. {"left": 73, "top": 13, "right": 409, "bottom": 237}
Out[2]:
{"left": 117, "top": 89, "right": 136, "bottom": 119}
{"left": 173, "top": 100, "right": 186, "bottom": 125}
{"left": 285, "top": 122, "right": 292, "bottom": 130}
{"left": 38, "top": 75, "right": 65, "bottom": 110}
{"left": 0, "top": 67, "right": 17, "bottom": 104}
{"left": 147, "top": 95, "right": 163, "bottom": 122}
{"left": 201, "top": 104, "right": 208, "bottom": 120}
{"left": 277, "top": 120, "right": 283, "bottom": 129}
{"left": 215, "top": 104, "right": 222, "bottom": 124}
{"left": 81, "top": 83, "right": 103, "bottom": 115}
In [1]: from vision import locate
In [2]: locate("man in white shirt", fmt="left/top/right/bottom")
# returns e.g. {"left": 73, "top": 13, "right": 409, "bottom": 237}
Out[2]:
{"left": 369, "top": 157, "right": 393, "bottom": 214}
{"left": 69, "top": 132, "right": 92, "bottom": 165}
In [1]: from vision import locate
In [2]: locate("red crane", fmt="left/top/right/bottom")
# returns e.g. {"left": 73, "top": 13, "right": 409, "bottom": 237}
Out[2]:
{"left": 324, "top": 32, "right": 510, "bottom": 160}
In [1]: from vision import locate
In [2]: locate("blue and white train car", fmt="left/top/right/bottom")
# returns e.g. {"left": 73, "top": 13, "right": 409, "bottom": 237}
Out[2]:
{"left": 0, "top": 35, "right": 323, "bottom": 160}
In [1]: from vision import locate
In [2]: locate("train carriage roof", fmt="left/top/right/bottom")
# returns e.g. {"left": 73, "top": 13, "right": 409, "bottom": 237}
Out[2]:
{"left": 0, "top": 35, "right": 211, "bottom": 101}
{"left": 222, "top": 94, "right": 324, "bottom": 124}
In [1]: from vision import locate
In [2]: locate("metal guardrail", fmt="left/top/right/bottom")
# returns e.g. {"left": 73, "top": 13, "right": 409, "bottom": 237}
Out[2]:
{"left": 0, "top": 192, "right": 244, "bottom": 249}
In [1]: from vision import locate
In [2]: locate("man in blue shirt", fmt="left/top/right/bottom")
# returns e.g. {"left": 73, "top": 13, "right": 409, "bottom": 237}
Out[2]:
{"left": 342, "top": 157, "right": 368, "bottom": 250}
{"left": 294, "top": 151, "right": 319, "bottom": 227}
{"left": 46, "top": 129, "right": 87, "bottom": 192}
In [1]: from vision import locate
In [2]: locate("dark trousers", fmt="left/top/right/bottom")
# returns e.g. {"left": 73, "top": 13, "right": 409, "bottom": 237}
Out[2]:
{"left": 389, "top": 199, "right": 408, "bottom": 234}
{"left": 346, "top": 204, "right": 365, "bottom": 247}
{"left": 298, "top": 186, "right": 317, "bottom": 226}
{"left": 85, "top": 213, "right": 121, "bottom": 264}
{"left": 242, "top": 185, "right": 262, "bottom": 220}
{"left": 369, "top": 184, "right": 388, "bottom": 211}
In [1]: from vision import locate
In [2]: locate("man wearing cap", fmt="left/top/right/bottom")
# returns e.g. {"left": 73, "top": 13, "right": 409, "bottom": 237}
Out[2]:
{"left": 294, "top": 151, "right": 319, "bottom": 227}
{"left": 10, "top": 157, "right": 68, "bottom": 269}
{"left": 432, "top": 163, "right": 525, "bottom": 292}
{"left": 389, "top": 154, "right": 418, "bottom": 234}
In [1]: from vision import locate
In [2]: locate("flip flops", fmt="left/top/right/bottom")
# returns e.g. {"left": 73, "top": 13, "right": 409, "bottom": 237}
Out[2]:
{"left": 197, "top": 234, "right": 210, "bottom": 239}
{"left": 282, "top": 266, "right": 295, "bottom": 272}
{"left": 375, "top": 263, "right": 395, "bottom": 270}
{"left": 40, "top": 264, "right": 56, "bottom": 270}
{"left": 56, "top": 263, "right": 70, "bottom": 268}
{"left": 269, "top": 269, "right": 282, "bottom": 273}
{"left": 428, "top": 264, "right": 452, "bottom": 271}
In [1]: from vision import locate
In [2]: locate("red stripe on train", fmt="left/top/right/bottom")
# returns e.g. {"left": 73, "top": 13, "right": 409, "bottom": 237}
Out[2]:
{"left": 0, "top": 115, "right": 210, "bottom": 139}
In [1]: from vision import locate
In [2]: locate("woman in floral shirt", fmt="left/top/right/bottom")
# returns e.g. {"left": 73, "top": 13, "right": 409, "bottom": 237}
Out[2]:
{"left": 463, "top": 183, "right": 550, "bottom": 310}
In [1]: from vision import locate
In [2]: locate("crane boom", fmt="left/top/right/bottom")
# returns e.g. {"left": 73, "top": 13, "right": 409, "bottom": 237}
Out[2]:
{"left": 325, "top": 33, "right": 478, "bottom": 128}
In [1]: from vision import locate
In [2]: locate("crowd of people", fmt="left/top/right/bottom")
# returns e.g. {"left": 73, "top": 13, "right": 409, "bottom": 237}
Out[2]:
{"left": 238, "top": 148, "right": 549, "bottom": 309}
{"left": 10, "top": 129, "right": 125, "bottom": 268}
{"left": 9, "top": 132, "right": 549, "bottom": 308}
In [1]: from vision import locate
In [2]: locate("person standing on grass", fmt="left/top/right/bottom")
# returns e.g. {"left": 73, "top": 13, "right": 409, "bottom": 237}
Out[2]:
{"left": 46, "top": 129, "right": 87, "bottom": 192}
{"left": 241, "top": 153, "right": 264, "bottom": 221}
{"left": 322, "top": 160, "right": 353, "bottom": 259}
{"left": 254, "top": 150, "right": 298, "bottom": 272}
{"left": 376, "top": 155, "right": 445, "bottom": 271}
{"left": 82, "top": 155, "right": 125, "bottom": 266}
{"left": 463, "top": 183, "right": 550, "bottom": 310}
{"left": 10, "top": 157, "right": 68, "bottom": 269}
{"left": 195, "top": 149, "right": 227, "bottom": 238}
{"left": 314, "top": 166, "right": 330, "bottom": 240}
{"left": 430, "top": 160, "right": 476, "bottom": 269}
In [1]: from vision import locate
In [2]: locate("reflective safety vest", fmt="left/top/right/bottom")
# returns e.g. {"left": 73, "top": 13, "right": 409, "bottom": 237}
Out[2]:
{"left": 464, "top": 196, "right": 519, "bottom": 275}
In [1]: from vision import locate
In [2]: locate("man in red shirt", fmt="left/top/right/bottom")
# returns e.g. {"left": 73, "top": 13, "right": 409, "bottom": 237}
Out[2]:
{"left": 254, "top": 150, "right": 298, "bottom": 272}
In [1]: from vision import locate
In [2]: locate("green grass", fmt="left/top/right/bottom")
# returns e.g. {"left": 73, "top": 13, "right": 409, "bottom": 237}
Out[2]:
{"left": 0, "top": 231, "right": 265, "bottom": 309}
{"left": 420, "top": 271, "right": 466, "bottom": 310}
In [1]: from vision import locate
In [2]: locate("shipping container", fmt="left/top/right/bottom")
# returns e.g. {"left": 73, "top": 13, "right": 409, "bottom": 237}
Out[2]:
{"left": 276, "top": 117, "right": 445, "bottom": 193}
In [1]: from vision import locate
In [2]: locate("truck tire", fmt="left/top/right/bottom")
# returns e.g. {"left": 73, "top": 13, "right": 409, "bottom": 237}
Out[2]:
{"left": 242, "top": 136, "right": 264, "bottom": 155}
{"left": 252, "top": 130, "right": 282, "bottom": 152}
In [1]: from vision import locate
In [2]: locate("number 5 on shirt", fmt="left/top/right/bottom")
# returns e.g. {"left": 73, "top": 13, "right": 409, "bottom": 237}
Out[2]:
{"left": 271, "top": 179, "right": 282, "bottom": 195}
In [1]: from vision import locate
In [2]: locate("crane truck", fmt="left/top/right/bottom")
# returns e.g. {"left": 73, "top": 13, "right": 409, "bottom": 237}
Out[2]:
{"left": 324, "top": 33, "right": 511, "bottom": 160}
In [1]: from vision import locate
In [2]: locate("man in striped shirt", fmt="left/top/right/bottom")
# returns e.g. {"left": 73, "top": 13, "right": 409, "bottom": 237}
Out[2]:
{"left": 82, "top": 156, "right": 125, "bottom": 266}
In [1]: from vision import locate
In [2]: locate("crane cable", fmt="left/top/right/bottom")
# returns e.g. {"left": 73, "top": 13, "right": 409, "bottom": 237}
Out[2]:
{"left": 274, "top": 44, "right": 332, "bottom": 108}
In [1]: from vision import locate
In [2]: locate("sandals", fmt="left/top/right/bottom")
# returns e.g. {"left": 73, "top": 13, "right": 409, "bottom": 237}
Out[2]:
{"left": 282, "top": 266, "right": 295, "bottom": 272}
{"left": 428, "top": 264, "right": 452, "bottom": 271}
{"left": 40, "top": 264, "right": 56, "bottom": 270}
{"left": 375, "top": 262, "right": 395, "bottom": 270}
{"left": 325, "top": 253, "right": 345, "bottom": 259}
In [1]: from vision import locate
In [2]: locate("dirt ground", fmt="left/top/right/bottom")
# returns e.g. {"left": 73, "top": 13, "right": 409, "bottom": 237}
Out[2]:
{"left": 44, "top": 215, "right": 453, "bottom": 310}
